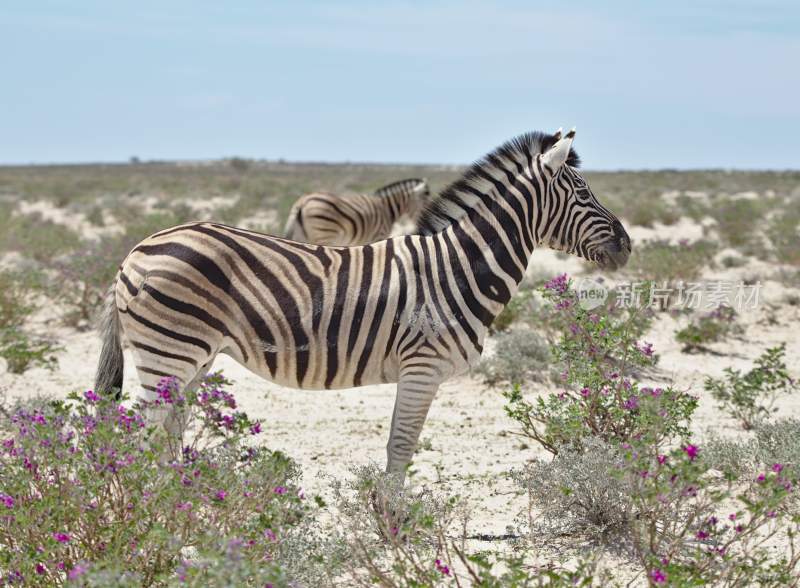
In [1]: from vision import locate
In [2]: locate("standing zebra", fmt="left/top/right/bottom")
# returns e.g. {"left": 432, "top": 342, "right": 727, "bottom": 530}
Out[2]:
{"left": 283, "top": 178, "right": 431, "bottom": 245}
{"left": 95, "top": 128, "right": 630, "bottom": 480}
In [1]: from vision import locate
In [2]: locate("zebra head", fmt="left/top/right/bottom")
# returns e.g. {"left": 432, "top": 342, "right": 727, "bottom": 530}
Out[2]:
{"left": 537, "top": 128, "right": 631, "bottom": 270}
{"left": 405, "top": 178, "right": 434, "bottom": 222}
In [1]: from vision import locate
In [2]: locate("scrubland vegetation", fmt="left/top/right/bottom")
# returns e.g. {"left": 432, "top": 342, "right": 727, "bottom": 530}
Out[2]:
{"left": 1, "top": 161, "right": 799, "bottom": 585}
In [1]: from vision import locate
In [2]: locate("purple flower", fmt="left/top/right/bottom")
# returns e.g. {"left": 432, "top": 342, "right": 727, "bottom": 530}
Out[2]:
{"left": 623, "top": 396, "right": 639, "bottom": 410}
{"left": 250, "top": 422, "right": 262, "bottom": 435}
{"left": 0, "top": 493, "right": 14, "bottom": 509}
{"left": 273, "top": 486, "right": 287, "bottom": 495}
{"left": 696, "top": 530, "right": 709, "bottom": 540}
{"left": 638, "top": 342, "right": 655, "bottom": 357}
{"left": 84, "top": 390, "right": 101, "bottom": 403}
{"left": 657, "top": 455, "right": 668, "bottom": 465}
{"left": 772, "top": 463, "right": 784, "bottom": 474}
{"left": 35, "top": 563, "right": 46, "bottom": 575}
{"left": 588, "top": 313, "right": 600, "bottom": 324}
{"left": 214, "top": 490, "right": 227, "bottom": 501}
{"left": 53, "top": 532, "right": 70, "bottom": 544}
{"left": 683, "top": 444, "right": 699, "bottom": 461}
{"left": 757, "top": 473, "right": 766, "bottom": 483}
{"left": 435, "top": 559, "right": 451, "bottom": 576}
{"left": 264, "top": 529, "right": 277, "bottom": 542}
{"left": 176, "top": 501, "right": 192, "bottom": 512}
{"left": 650, "top": 569, "right": 667, "bottom": 584}
{"left": 580, "top": 387, "right": 591, "bottom": 398}
{"left": 544, "top": 273, "right": 569, "bottom": 294}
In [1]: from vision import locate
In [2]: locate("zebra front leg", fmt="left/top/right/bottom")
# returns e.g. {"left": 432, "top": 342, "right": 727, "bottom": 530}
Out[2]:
{"left": 386, "top": 376, "right": 440, "bottom": 484}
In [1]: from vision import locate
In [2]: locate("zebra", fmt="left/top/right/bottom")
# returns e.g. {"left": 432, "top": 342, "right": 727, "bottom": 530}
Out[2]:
{"left": 95, "top": 128, "right": 631, "bottom": 481}
{"left": 283, "top": 178, "right": 432, "bottom": 245}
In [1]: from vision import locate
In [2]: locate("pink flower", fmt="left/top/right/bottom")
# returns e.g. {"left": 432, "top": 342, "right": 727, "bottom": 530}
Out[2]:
{"left": 68, "top": 563, "right": 89, "bottom": 580}
{"left": 623, "top": 396, "right": 639, "bottom": 410}
{"left": 84, "top": 390, "right": 101, "bottom": 403}
{"left": 273, "top": 486, "right": 287, "bottom": 495}
{"left": 657, "top": 455, "right": 668, "bottom": 465}
{"left": 757, "top": 473, "right": 766, "bottom": 483}
{"left": 176, "top": 501, "right": 192, "bottom": 512}
{"left": 35, "top": 563, "right": 46, "bottom": 575}
{"left": 250, "top": 422, "right": 262, "bottom": 435}
{"left": 214, "top": 490, "right": 227, "bottom": 501}
{"left": 53, "top": 532, "right": 70, "bottom": 543}
{"left": 696, "top": 530, "right": 709, "bottom": 540}
{"left": 0, "top": 493, "right": 14, "bottom": 509}
{"left": 264, "top": 529, "right": 277, "bottom": 542}
{"left": 435, "top": 559, "right": 451, "bottom": 576}
{"left": 772, "top": 463, "right": 784, "bottom": 474}
{"left": 683, "top": 444, "right": 699, "bottom": 461}
{"left": 580, "top": 387, "right": 591, "bottom": 398}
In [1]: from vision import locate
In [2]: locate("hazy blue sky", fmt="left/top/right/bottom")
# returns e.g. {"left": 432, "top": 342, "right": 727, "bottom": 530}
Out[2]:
{"left": 2, "top": 1, "right": 798, "bottom": 168}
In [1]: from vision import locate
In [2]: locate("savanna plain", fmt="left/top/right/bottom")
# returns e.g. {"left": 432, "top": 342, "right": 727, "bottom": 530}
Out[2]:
{"left": 1, "top": 160, "right": 800, "bottom": 586}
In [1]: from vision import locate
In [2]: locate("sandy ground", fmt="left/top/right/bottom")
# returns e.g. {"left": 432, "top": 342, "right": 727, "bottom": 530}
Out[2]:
{"left": 2, "top": 201, "right": 799, "bottom": 583}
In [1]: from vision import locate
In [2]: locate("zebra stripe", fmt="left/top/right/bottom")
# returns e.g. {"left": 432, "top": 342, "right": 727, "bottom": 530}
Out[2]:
{"left": 283, "top": 178, "right": 431, "bottom": 245}
{"left": 96, "top": 128, "right": 631, "bottom": 480}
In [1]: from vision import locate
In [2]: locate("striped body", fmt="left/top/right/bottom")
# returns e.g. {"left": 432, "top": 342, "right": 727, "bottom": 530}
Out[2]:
{"left": 284, "top": 178, "right": 430, "bottom": 245}
{"left": 97, "top": 129, "right": 631, "bottom": 479}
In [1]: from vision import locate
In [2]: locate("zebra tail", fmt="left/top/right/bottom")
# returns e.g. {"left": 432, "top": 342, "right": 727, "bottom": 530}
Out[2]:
{"left": 94, "top": 281, "right": 124, "bottom": 397}
{"left": 284, "top": 204, "right": 307, "bottom": 241}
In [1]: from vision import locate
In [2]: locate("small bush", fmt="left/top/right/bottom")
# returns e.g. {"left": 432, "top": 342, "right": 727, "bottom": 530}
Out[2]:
{"left": 490, "top": 289, "right": 538, "bottom": 333}
{"left": 50, "top": 236, "right": 132, "bottom": 327}
{"left": 704, "top": 344, "right": 796, "bottom": 430}
{"left": 0, "top": 328, "right": 59, "bottom": 374}
{"left": 515, "top": 437, "right": 633, "bottom": 541}
{"left": 627, "top": 239, "right": 718, "bottom": 283}
{"left": 711, "top": 197, "right": 767, "bottom": 248}
{"left": 675, "top": 305, "right": 743, "bottom": 352}
{"left": 477, "top": 329, "right": 551, "bottom": 388}
{"left": 0, "top": 209, "right": 82, "bottom": 263}
{"left": 0, "top": 271, "right": 59, "bottom": 374}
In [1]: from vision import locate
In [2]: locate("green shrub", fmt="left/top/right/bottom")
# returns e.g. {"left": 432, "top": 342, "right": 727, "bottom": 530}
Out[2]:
{"left": 476, "top": 329, "right": 551, "bottom": 388}
{"left": 711, "top": 197, "right": 767, "bottom": 248}
{"left": 704, "top": 344, "right": 796, "bottom": 430}
{"left": 0, "top": 270, "right": 58, "bottom": 374}
{"left": 0, "top": 209, "right": 82, "bottom": 263}
{"left": 0, "top": 328, "right": 59, "bottom": 374}
{"left": 675, "top": 306, "right": 743, "bottom": 352}
{"left": 50, "top": 236, "right": 132, "bottom": 327}
{"left": 767, "top": 200, "right": 800, "bottom": 266}
{"left": 627, "top": 239, "right": 718, "bottom": 283}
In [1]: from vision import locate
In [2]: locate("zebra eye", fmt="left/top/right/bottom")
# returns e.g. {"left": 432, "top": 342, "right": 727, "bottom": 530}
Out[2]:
{"left": 576, "top": 188, "right": 592, "bottom": 201}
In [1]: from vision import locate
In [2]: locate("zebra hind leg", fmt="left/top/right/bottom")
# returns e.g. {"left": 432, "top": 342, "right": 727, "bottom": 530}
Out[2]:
{"left": 132, "top": 356, "right": 214, "bottom": 457}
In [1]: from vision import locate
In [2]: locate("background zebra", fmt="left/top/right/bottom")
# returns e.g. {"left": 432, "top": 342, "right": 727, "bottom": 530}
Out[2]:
{"left": 95, "top": 128, "right": 631, "bottom": 481}
{"left": 283, "top": 178, "right": 431, "bottom": 245}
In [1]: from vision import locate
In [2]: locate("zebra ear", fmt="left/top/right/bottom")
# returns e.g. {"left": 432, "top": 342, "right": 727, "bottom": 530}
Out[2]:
{"left": 541, "top": 129, "right": 575, "bottom": 170}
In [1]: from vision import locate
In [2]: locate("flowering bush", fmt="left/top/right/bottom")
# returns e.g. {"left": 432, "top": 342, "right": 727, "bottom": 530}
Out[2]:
{"left": 0, "top": 374, "right": 307, "bottom": 586}
{"left": 505, "top": 275, "right": 800, "bottom": 586}
{"left": 503, "top": 275, "right": 696, "bottom": 454}
{"left": 704, "top": 344, "right": 796, "bottom": 430}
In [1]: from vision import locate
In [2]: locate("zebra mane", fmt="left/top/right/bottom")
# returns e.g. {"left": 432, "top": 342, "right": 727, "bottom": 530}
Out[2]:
{"left": 374, "top": 178, "right": 426, "bottom": 198}
{"left": 415, "top": 131, "right": 580, "bottom": 235}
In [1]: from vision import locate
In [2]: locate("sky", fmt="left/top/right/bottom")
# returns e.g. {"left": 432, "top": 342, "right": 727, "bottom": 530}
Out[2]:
{"left": 1, "top": 1, "right": 799, "bottom": 169}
